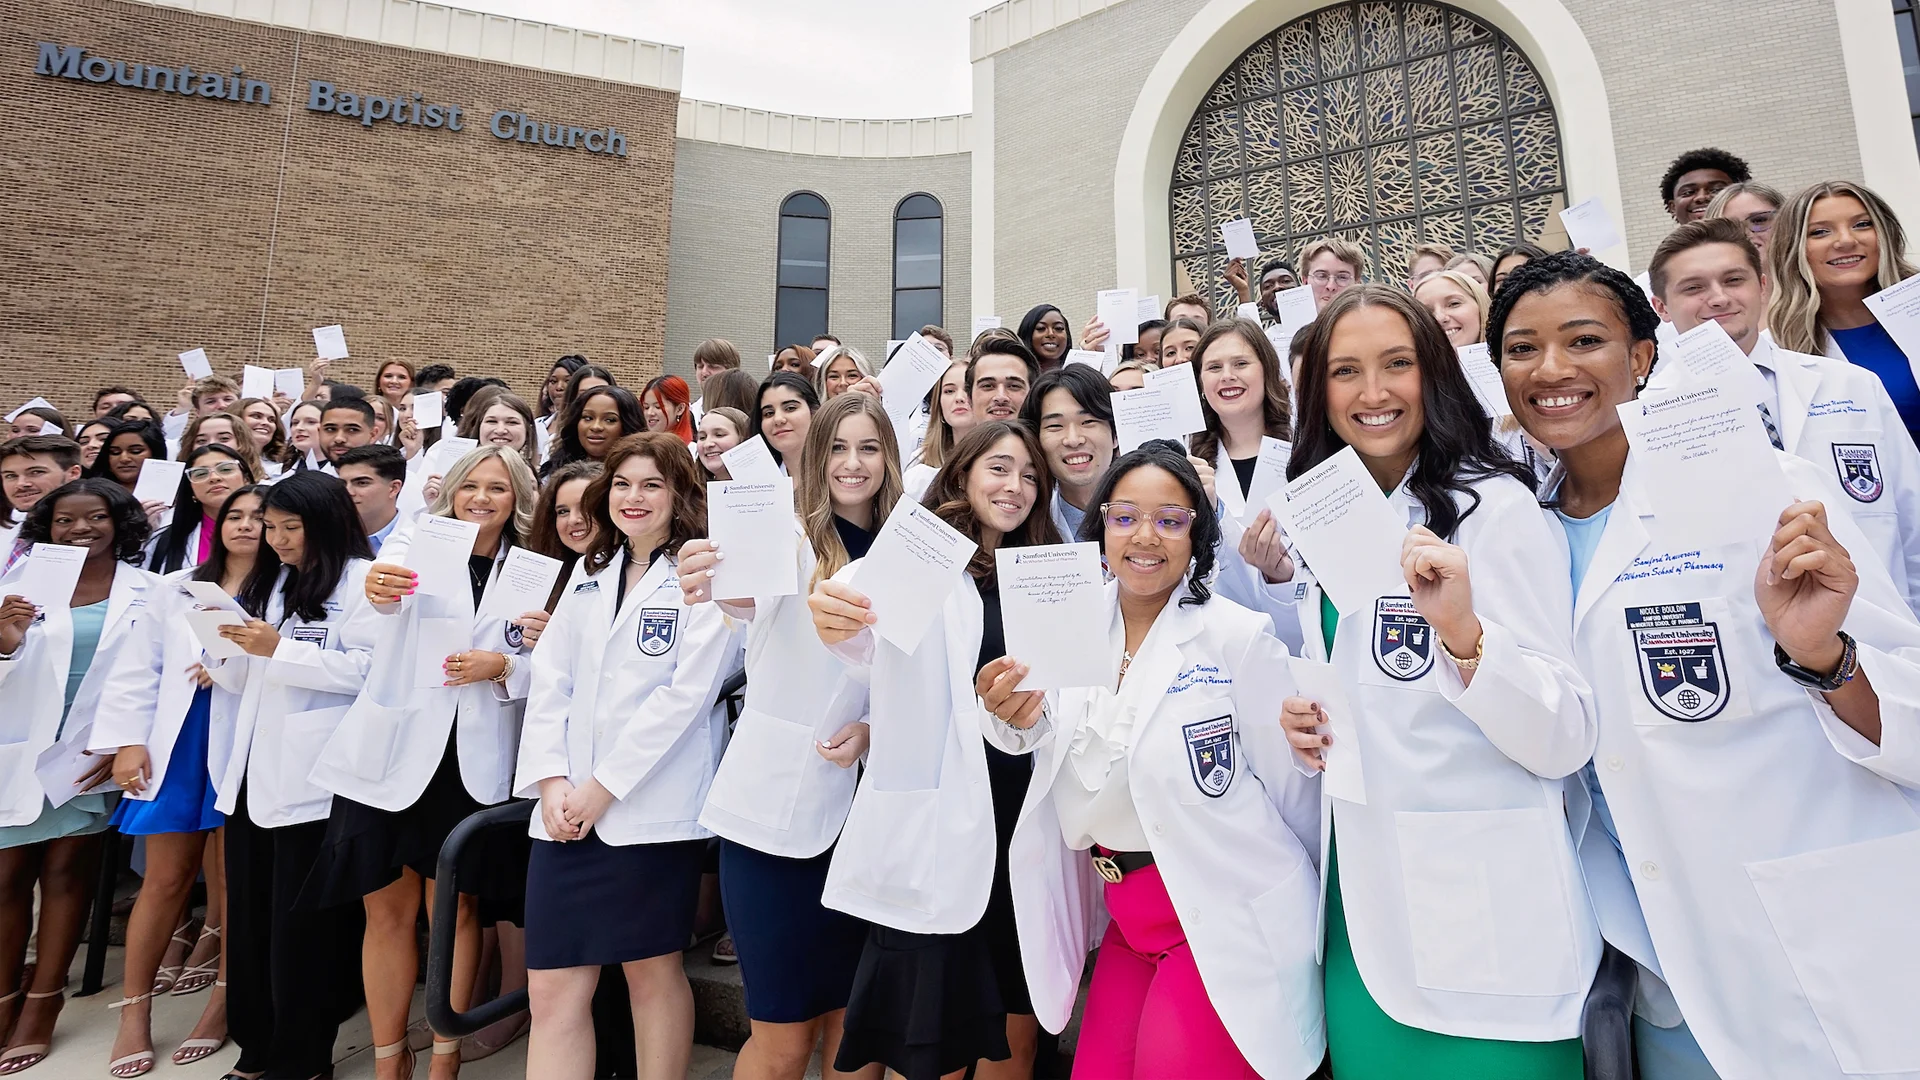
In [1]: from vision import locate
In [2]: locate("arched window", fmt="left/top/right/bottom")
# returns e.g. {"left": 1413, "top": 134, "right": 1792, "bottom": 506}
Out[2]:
{"left": 1169, "top": 1, "right": 1566, "bottom": 315}
{"left": 776, "top": 192, "right": 831, "bottom": 348}
{"left": 892, "top": 193, "right": 944, "bottom": 339}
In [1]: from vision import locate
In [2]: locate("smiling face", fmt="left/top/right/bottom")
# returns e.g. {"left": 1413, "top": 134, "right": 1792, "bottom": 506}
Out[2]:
{"left": 1805, "top": 194, "right": 1882, "bottom": 297}
{"left": 478, "top": 403, "right": 528, "bottom": 450}
{"left": 1198, "top": 332, "right": 1265, "bottom": 427}
{"left": 1415, "top": 277, "right": 1483, "bottom": 348}
{"left": 242, "top": 402, "right": 280, "bottom": 448}
{"left": 105, "top": 431, "right": 152, "bottom": 483}
{"left": 75, "top": 423, "right": 111, "bottom": 468}
{"left": 641, "top": 390, "right": 670, "bottom": 431}
{"left": 1135, "top": 325, "right": 1164, "bottom": 365}
{"left": 193, "top": 416, "right": 239, "bottom": 450}
{"left": 1306, "top": 250, "right": 1360, "bottom": 307}
{"left": 821, "top": 355, "right": 863, "bottom": 398}
{"left": 287, "top": 405, "right": 321, "bottom": 451}
{"left": 696, "top": 413, "right": 742, "bottom": 474}
{"left": 1499, "top": 282, "right": 1654, "bottom": 455}
{"left": 1159, "top": 325, "right": 1201, "bottom": 367}
{"left": 552, "top": 477, "right": 597, "bottom": 554}
{"left": 262, "top": 505, "right": 307, "bottom": 568}
{"left": 47, "top": 493, "right": 115, "bottom": 560}
{"left": 937, "top": 361, "right": 974, "bottom": 432}
{"left": 1036, "top": 387, "right": 1115, "bottom": 498}
{"left": 1669, "top": 167, "right": 1734, "bottom": 223}
{"left": 964, "top": 433, "right": 1040, "bottom": 542}
{"left": 220, "top": 492, "right": 263, "bottom": 559}
{"left": 189, "top": 456, "right": 246, "bottom": 515}
{"left": 758, "top": 386, "right": 813, "bottom": 458}
{"left": 607, "top": 452, "right": 675, "bottom": 552}
{"left": 1324, "top": 303, "right": 1426, "bottom": 484}
{"left": 378, "top": 364, "right": 411, "bottom": 399}
{"left": 575, "top": 395, "right": 625, "bottom": 460}
{"left": 1030, "top": 310, "right": 1070, "bottom": 363}
{"left": 451, "top": 455, "right": 515, "bottom": 538}
{"left": 1719, "top": 191, "right": 1778, "bottom": 256}
{"left": 196, "top": 389, "right": 237, "bottom": 416}
{"left": 1652, "top": 241, "right": 1765, "bottom": 352}
{"left": 970, "top": 354, "right": 1031, "bottom": 421}
{"left": 3, "top": 452, "right": 78, "bottom": 513}
{"left": 1102, "top": 465, "right": 1194, "bottom": 602}
{"left": 826, "top": 412, "right": 887, "bottom": 515}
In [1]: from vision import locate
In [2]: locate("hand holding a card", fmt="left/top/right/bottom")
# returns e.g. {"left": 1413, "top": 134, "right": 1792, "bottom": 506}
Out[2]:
{"left": 1401, "top": 525, "right": 1482, "bottom": 665}
{"left": 975, "top": 655, "right": 1046, "bottom": 728}
{"left": 1280, "top": 695, "right": 1329, "bottom": 769}
{"left": 808, "top": 579, "right": 877, "bottom": 645}
{"left": 218, "top": 620, "right": 281, "bottom": 658}
{"left": 1754, "top": 500, "right": 1858, "bottom": 675}
{"left": 0, "top": 594, "right": 35, "bottom": 656}
{"left": 1238, "top": 508, "right": 1295, "bottom": 583}
{"left": 365, "top": 562, "right": 417, "bottom": 605}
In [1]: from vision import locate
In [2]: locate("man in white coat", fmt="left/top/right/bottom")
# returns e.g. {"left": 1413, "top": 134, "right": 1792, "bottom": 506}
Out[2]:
{"left": 1648, "top": 217, "right": 1920, "bottom": 614}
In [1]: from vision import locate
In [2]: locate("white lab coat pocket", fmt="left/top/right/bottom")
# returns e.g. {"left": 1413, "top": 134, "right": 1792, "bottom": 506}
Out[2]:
{"left": 0, "top": 742, "right": 45, "bottom": 826}
{"left": 1250, "top": 854, "right": 1326, "bottom": 1047}
{"left": 336, "top": 698, "right": 410, "bottom": 782}
{"left": 706, "top": 708, "right": 815, "bottom": 831}
{"left": 281, "top": 706, "right": 349, "bottom": 794}
{"left": 834, "top": 787, "right": 940, "bottom": 915}
{"left": 1396, "top": 807, "right": 1584, "bottom": 997}
{"left": 1746, "top": 827, "right": 1920, "bottom": 1075}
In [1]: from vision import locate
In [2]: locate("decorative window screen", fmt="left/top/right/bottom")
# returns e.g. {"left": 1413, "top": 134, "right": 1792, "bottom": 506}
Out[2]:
{"left": 1170, "top": 1, "right": 1566, "bottom": 312}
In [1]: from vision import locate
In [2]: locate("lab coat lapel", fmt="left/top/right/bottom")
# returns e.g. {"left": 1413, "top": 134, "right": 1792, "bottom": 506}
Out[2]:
{"left": 1756, "top": 335, "right": 1820, "bottom": 453}
{"left": 1215, "top": 445, "right": 1246, "bottom": 521}
{"left": 1126, "top": 592, "right": 1204, "bottom": 719}
{"left": 608, "top": 549, "right": 673, "bottom": 644}
{"left": 1572, "top": 464, "right": 1652, "bottom": 635}
{"left": 101, "top": 562, "right": 146, "bottom": 643}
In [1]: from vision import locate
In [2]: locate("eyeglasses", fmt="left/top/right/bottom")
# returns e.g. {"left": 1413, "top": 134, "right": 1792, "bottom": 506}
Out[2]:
{"left": 1100, "top": 502, "right": 1196, "bottom": 539}
{"left": 1743, "top": 210, "right": 1776, "bottom": 235}
{"left": 1308, "top": 271, "right": 1356, "bottom": 286}
{"left": 186, "top": 461, "right": 244, "bottom": 482}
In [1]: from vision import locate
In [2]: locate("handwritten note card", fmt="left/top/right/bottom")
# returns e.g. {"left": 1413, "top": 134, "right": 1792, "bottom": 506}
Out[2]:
{"left": 996, "top": 543, "right": 1109, "bottom": 690}
{"left": 1273, "top": 446, "right": 1406, "bottom": 616}
{"left": 855, "top": 499, "right": 978, "bottom": 655}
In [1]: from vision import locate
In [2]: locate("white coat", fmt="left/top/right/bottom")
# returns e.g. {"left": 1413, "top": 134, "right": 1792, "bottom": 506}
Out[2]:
{"left": 309, "top": 533, "right": 530, "bottom": 812}
{"left": 1289, "top": 471, "right": 1602, "bottom": 1041}
{"left": 0, "top": 560, "right": 156, "bottom": 825}
{"left": 213, "top": 562, "right": 379, "bottom": 828}
{"left": 902, "top": 461, "right": 936, "bottom": 505}
{"left": 699, "top": 529, "right": 867, "bottom": 857}
{"left": 991, "top": 586, "right": 1326, "bottom": 1079}
{"left": 1206, "top": 442, "right": 1309, "bottom": 653}
{"left": 514, "top": 548, "right": 737, "bottom": 846}
{"left": 1559, "top": 452, "right": 1920, "bottom": 1079}
{"left": 90, "top": 569, "right": 244, "bottom": 804}
{"left": 820, "top": 563, "right": 1003, "bottom": 934}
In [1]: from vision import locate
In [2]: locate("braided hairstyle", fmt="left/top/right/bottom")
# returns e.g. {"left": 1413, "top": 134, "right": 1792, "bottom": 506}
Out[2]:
{"left": 1484, "top": 251, "right": 1662, "bottom": 364}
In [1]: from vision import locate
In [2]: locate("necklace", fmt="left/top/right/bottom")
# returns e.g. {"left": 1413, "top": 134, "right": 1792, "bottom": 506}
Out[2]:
{"left": 1119, "top": 650, "right": 1134, "bottom": 677}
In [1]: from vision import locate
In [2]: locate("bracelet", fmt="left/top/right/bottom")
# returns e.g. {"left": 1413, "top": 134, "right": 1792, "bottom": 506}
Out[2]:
{"left": 490, "top": 655, "right": 514, "bottom": 684}
{"left": 1439, "top": 631, "right": 1485, "bottom": 670}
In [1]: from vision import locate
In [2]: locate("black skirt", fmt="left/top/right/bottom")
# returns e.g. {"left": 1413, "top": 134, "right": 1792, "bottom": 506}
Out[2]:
{"left": 833, "top": 739, "right": 1034, "bottom": 1080}
{"left": 299, "top": 734, "right": 521, "bottom": 910}
{"left": 524, "top": 834, "right": 704, "bottom": 970}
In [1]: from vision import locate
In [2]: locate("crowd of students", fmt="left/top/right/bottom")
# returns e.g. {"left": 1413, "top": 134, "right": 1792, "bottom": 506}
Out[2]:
{"left": 1, "top": 145, "right": 1918, "bottom": 1080}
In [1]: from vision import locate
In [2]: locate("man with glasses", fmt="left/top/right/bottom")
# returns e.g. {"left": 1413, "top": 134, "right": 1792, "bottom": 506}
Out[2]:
{"left": 1299, "top": 238, "right": 1367, "bottom": 311}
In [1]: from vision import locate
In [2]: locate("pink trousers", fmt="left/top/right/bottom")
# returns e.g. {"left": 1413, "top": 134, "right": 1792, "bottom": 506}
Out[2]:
{"left": 1071, "top": 862, "right": 1262, "bottom": 1079}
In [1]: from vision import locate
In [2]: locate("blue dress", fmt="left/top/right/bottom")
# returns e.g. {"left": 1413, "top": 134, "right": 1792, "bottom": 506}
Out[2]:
{"left": 112, "top": 686, "right": 223, "bottom": 835}
{"left": 0, "top": 599, "right": 118, "bottom": 849}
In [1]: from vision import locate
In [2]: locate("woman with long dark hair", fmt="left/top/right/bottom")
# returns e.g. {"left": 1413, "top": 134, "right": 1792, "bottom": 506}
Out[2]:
{"left": 808, "top": 420, "right": 1060, "bottom": 1080}
{"left": 543, "top": 385, "right": 644, "bottom": 476}
{"left": 86, "top": 418, "right": 169, "bottom": 528}
{"left": 215, "top": 471, "right": 377, "bottom": 1080}
{"left": 1277, "top": 284, "right": 1597, "bottom": 1078}
{"left": 0, "top": 479, "right": 155, "bottom": 1075}
{"left": 1016, "top": 305, "right": 1073, "bottom": 373}
{"left": 752, "top": 373, "right": 820, "bottom": 472}
{"left": 146, "top": 444, "right": 258, "bottom": 575}
{"left": 525, "top": 460, "right": 602, "bottom": 615}
{"left": 95, "top": 484, "right": 267, "bottom": 1073}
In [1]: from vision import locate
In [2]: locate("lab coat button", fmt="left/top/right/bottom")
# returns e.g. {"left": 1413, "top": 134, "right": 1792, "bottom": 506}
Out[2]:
{"left": 1605, "top": 756, "right": 1624, "bottom": 771}
{"left": 1639, "top": 860, "right": 1660, "bottom": 881}
{"left": 1153, "top": 823, "right": 1165, "bottom": 836}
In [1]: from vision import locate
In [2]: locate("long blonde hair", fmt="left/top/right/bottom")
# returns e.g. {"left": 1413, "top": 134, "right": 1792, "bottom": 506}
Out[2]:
{"left": 1766, "top": 180, "right": 1916, "bottom": 354}
{"left": 426, "top": 444, "right": 538, "bottom": 546}
{"left": 797, "top": 393, "right": 902, "bottom": 588}
{"left": 1413, "top": 269, "right": 1490, "bottom": 343}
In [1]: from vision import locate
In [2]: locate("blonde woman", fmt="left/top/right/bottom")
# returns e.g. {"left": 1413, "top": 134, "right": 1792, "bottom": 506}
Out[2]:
{"left": 1705, "top": 180, "right": 1784, "bottom": 258}
{"left": 812, "top": 346, "right": 878, "bottom": 400}
{"left": 1444, "top": 252, "right": 1493, "bottom": 288}
{"left": 1413, "top": 269, "right": 1489, "bottom": 349}
{"left": 679, "top": 392, "right": 901, "bottom": 1080}
{"left": 307, "top": 445, "right": 542, "bottom": 1079}
{"left": 1766, "top": 180, "right": 1920, "bottom": 442}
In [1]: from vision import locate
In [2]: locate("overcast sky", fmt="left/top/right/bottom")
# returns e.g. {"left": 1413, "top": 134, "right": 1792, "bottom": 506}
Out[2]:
{"left": 462, "top": 0, "right": 982, "bottom": 118}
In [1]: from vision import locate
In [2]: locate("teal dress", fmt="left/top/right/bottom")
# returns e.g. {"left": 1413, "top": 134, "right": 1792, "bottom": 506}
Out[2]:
{"left": 0, "top": 599, "right": 119, "bottom": 849}
{"left": 1319, "top": 591, "right": 1585, "bottom": 1079}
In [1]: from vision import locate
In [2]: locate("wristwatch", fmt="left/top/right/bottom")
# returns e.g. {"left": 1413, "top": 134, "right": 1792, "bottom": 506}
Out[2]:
{"left": 1774, "top": 632, "right": 1858, "bottom": 693}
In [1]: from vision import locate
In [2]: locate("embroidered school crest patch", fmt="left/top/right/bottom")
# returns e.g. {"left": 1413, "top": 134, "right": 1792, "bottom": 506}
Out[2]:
{"left": 1832, "top": 444, "right": 1884, "bottom": 502}
{"left": 503, "top": 622, "right": 525, "bottom": 649}
{"left": 1182, "top": 715, "right": 1234, "bottom": 798}
{"left": 1372, "top": 597, "right": 1434, "bottom": 681}
{"left": 1626, "top": 604, "right": 1728, "bottom": 722}
{"left": 637, "top": 608, "right": 678, "bottom": 656}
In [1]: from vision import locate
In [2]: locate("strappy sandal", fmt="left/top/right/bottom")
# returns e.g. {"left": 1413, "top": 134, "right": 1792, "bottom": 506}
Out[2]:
{"left": 171, "top": 925, "right": 222, "bottom": 996}
{"left": 0, "top": 989, "right": 65, "bottom": 1074}
{"left": 372, "top": 1039, "right": 415, "bottom": 1080}
{"left": 105, "top": 991, "right": 156, "bottom": 1078}
{"left": 151, "top": 921, "right": 195, "bottom": 996}
{"left": 430, "top": 1039, "right": 460, "bottom": 1077}
{"left": 171, "top": 981, "right": 228, "bottom": 1065}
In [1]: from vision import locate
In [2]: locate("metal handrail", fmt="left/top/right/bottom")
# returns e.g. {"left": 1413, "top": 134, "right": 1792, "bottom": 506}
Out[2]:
{"left": 1582, "top": 944, "right": 1638, "bottom": 1080}
{"left": 425, "top": 800, "right": 536, "bottom": 1039}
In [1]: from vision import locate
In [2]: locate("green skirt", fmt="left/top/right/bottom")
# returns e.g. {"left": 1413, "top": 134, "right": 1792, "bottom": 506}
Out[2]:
{"left": 1324, "top": 837, "right": 1584, "bottom": 1079}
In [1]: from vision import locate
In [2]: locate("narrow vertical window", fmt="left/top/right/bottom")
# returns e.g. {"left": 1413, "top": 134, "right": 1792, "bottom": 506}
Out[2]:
{"left": 776, "top": 192, "right": 831, "bottom": 348}
{"left": 892, "top": 193, "right": 943, "bottom": 340}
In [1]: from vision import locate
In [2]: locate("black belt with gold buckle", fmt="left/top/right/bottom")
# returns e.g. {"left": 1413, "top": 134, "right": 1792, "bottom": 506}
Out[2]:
{"left": 1090, "top": 846, "right": 1154, "bottom": 884}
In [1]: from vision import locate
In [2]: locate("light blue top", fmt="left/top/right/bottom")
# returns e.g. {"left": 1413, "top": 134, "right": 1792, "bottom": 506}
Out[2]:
{"left": 1054, "top": 490, "right": 1088, "bottom": 539}
{"left": 1558, "top": 504, "right": 1621, "bottom": 855}
{"left": 59, "top": 598, "right": 110, "bottom": 737}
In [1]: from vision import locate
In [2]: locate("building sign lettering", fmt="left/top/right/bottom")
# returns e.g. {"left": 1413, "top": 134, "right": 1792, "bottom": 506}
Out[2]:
{"left": 34, "top": 43, "right": 629, "bottom": 159}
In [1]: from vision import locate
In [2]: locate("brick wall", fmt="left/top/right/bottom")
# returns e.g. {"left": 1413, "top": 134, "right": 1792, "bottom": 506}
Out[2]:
{"left": 0, "top": 0, "right": 677, "bottom": 420}
{"left": 665, "top": 141, "right": 971, "bottom": 378}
